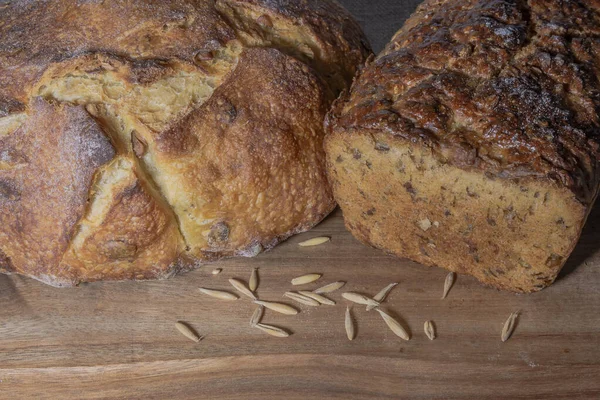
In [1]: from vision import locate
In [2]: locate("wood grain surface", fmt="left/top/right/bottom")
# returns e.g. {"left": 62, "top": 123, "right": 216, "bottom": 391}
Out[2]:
{"left": 1, "top": 206, "right": 599, "bottom": 399}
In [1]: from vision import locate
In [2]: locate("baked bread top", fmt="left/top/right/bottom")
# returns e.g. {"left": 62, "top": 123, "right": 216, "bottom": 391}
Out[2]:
{"left": 328, "top": 0, "right": 600, "bottom": 204}
{"left": 0, "top": 0, "right": 371, "bottom": 286}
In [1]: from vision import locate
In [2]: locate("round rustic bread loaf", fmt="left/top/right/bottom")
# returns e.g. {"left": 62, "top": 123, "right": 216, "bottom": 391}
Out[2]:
{"left": 0, "top": 0, "right": 371, "bottom": 286}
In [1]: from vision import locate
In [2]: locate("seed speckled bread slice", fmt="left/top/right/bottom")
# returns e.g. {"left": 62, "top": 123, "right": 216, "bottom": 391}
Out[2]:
{"left": 325, "top": 0, "right": 600, "bottom": 293}
{"left": 0, "top": 0, "right": 371, "bottom": 286}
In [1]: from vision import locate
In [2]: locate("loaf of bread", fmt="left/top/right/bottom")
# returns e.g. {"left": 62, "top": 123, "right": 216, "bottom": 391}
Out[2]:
{"left": 325, "top": 0, "right": 600, "bottom": 292}
{"left": 0, "top": 0, "right": 371, "bottom": 286}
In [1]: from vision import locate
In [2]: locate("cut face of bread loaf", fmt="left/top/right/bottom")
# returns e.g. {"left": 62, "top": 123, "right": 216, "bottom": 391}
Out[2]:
{"left": 325, "top": 0, "right": 600, "bottom": 292}
{"left": 0, "top": 0, "right": 371, "bottom": 286}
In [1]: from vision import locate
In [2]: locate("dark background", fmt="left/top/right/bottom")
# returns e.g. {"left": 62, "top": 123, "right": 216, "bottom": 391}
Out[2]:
{"left": 338, "top": 0, "right": 422, "bottom": 52}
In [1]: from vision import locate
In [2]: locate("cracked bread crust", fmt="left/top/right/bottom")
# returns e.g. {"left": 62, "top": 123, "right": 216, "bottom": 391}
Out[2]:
{"left": 326, "top": 0, "right": 600, "bottom": 292}
{"left": 0, "top": 0, "right": 371, "bottom": 286}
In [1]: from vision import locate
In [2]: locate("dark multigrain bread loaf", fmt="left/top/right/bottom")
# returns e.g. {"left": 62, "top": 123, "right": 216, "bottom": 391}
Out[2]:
{"left": 0, "top": 0, "right": 371, "bottom": 286}
{"left": 325, "top": 0, "right": 600, "bottom": 292}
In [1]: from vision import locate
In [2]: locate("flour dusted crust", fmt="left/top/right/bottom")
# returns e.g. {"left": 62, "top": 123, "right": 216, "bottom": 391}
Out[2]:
{"left": 0, "top": 0, "right": 371, "bottom": 286}
{"left": 326, "top": 0, "right": 600, "bottom": 292}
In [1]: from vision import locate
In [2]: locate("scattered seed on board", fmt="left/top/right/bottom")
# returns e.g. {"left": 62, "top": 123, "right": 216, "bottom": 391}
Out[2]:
{"left": 442, "top": 272, "right": 456, "bottom": 299}
{"left": 291, "top": 273, "right": 322, "bottom": 286}
{"left": 298, "top": 236, "right": 330, "bottom": 247}
{"left": 345, "top": 306, "right": 355, "bottom": 341}
{"left": 250, "top": 305, "right": 264, "bottom": 327}
{"left": 424, "top": 320, "right": 436, "bottom": 340}
{"left": 367, "top": 282, "right": 398, "bottom": 310}
{"left": 249, "top": 268, "right": 259, "bottom": 292}
{"left": 211, "top": 268, "right": 222, "bottom": 275}
{"left": 254, "top": 300, "right": 298, "bottom": 315}
{"left": 376, "top": 309, "right": 410, "bottom": 340}
{"left": 229, "top": 278, "right": 257, "bottom": 300}
{"left": 342, "top": 292, "right": 380, "bottom": 308}
{"left": 313, "top": 281, "right": 346, "bottom": 294}
{"left": 298, "top": 290, "right": 335, "bottom": 305}
{"left": 501, "top": 311, "right": 519, "bottom": 342}
{"left": 199, "top": 288, "right": 239, "bottom": 301}
{"left": 284, "top": 292, "right": 320, "bottom": 306}
{"left": 175, "top": 321, "right": 202, "bottom": 343}
{"left": 255, "top": 323, "right": 290, "bottom": 337}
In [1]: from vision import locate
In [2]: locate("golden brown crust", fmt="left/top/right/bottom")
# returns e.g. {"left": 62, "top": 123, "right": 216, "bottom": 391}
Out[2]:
{"left": 60, "top": 157, "right": 182, "bottom": 283}
{"left": 0, "top": 98, "right": 115, "bottom": 286}
{"left": 326, "top": 0, "right": 600, "bottom": 292}
{"left": 0, "top": 0, "right": 371, "bottom": 286}
{"left": 149, "top": 48, "right": 336, "bottom": 258}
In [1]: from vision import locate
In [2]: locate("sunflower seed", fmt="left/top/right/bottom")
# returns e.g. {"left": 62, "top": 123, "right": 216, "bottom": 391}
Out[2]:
{"left": 250, "top": 305, "right": 264, "bottom": 327}
{"left": 291, "top": 273, "right": 322, "bottom": 285}
{"left": 501, "top": 311, "right": 519, "bottom": 342}
{"left": 342, "top": 292, "right": 380, "bottom": 308}
{"left": 175, "top": 321, "right": 202, "bottom": 343}
{"left": 345, "top": 306, "right": 355, "bottom": 341}
{"left": 424, "top": 320, "right": 435, "bottom": 340}
{"left": 254, "top": 300, "right": 298, "bottom": 315}
{"left": 284, "top": 292, "right": 320, "bottom": 306}
{"left": 367, "top": 282, "right": 398, "bottom": 310}
{"left": 249, "top": 268, "right": 259, "bottom": 292}
{"left": 199, "top": 288, "right": 239, "bottom": 300}
{"left": 442, "top": 272, "right": 456, "bottom": 299}
{"left": 211, "top": 268, "right": 222, "bottom": 275}
{"left": 298, "top": 237, "right": 330, "bottom": 247}
{"left": 313, "top": 281, "right": 346, "bottom": 294}
{"left": 298, "top": 290, "right": 335, "bottom": 305}
{"left": 229, "top": 278, "right": 257, "bottom": 300}
{"left": 255, "top": 323, "right": 290, "bottom": 337}
{"left": 376, "top": 309, "right": 410, "bottom": 340}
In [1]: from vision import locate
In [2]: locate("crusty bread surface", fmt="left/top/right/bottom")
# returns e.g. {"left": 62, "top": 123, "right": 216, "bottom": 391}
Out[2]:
{"left": 326, "top": 0, "right": 600, "bottom": 292}
{"left": 0, "top": 0, "right": 371, "bottom": 286}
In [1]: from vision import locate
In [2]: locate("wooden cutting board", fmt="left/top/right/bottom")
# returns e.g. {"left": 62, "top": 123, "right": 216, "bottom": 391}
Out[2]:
{"left": 1, "top": 206, "right": 599, "bottom": 399}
